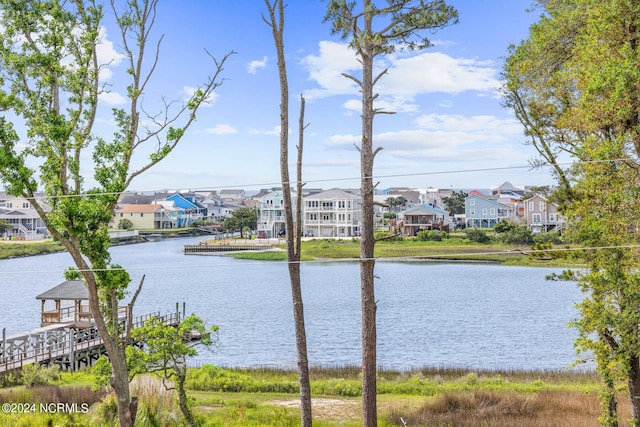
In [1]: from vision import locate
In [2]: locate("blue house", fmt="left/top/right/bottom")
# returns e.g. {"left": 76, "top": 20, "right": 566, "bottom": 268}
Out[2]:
{"left": 465, "top": 194, "right": 512, "bottom": 228}
{"left": 165, "top": 194, "right": 207, "bottom": 227}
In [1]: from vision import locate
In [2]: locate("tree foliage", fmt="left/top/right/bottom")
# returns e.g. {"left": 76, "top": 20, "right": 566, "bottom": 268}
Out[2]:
{"left": 222, "top": 207, "right": 258, "bottom": 238}
{"left": 128, "top": 314, "right": 219, "bottom": 427}
{"left": 503, "top": 1, "right": 640, "bottom": 424}
{"left": 441, "top": 190, "right": 467, "bottom": 215}
{"left": 0, "top": 1, "right": 231, "bottom": 425}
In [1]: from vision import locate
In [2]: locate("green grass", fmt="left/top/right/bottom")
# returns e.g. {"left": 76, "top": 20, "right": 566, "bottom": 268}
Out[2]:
{"left": 0, "top": 365, "right": 607, "bottom": 426}
{"left": 224, "top": 237, "right": 587, "bottom": 267}
{"left": 0, "top": 241, "right": 65, "bottom": 259}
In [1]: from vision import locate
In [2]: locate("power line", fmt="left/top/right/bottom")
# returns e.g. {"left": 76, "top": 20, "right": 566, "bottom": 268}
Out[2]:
{"left": 12, "top": 157, "right": 631, "bottom": 201}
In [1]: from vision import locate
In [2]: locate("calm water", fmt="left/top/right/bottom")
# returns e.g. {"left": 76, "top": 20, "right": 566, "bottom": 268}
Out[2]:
{"left": 0, "top": 237, "right": 586, "bottom": 370}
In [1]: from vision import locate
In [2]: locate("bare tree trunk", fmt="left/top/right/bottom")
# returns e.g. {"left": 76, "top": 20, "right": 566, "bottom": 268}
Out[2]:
{"left": 264, "top": 2, "right": 312, "bottom": 425}
{"left": 360, "top": 10, "right": 378, "bottom": 425}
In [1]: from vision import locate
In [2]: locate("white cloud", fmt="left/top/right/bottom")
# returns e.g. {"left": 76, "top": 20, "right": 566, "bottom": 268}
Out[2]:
{"left": 205, "top": 124, "right": 237, "bottom": 135}
{"left": 247, "top": 56, "right": 268, "bottom": 74}
{"left": 325, "top": 113, "right": 526, "bottom": 165}
{"left": 303, "top": 41, "right": 500, "bottom": 111}
{"left": 98, "top": 91, "right": 127, "bottom": 105}
{"left": 300, "top": 41, "right": 361, "bottom": 99}
{"left": 96, "top": 27, "right": 125, "bottom": 81}
{"left": 249, "top": 126, "right": 287, "bottom": 136}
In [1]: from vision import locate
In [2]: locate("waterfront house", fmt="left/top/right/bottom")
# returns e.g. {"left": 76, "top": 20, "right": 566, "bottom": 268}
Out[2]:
{"left": 523, "top": 194, "right": 566, "bottom": 234}
{"left": 303, "top": 189, "right": 361, "bottom": 237}
{"left": 398, "top": 204, "right": 451, "bottom": 235}
{"left": 257, "top": 189, "right": 298, "bottom": 238}
{"left": 465, "top": 194, "right": 514, "bottom": 228}
{"left": 0, "top": 192, "right": 49, "bottom": 240}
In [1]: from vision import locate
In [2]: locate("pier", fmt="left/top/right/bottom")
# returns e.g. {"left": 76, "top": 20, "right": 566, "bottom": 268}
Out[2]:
{"left": 184, "top": 244, "right": 273, "bottom": 254}
{"left": 0, "top": 280, "right": 181, "bottom": 375}
{"left": 0, "top": 311, "right": 180, "bottom": 374}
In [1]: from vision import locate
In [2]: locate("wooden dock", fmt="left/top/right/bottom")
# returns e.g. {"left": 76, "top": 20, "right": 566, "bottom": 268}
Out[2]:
{"left": 184, "top": 244, "right": 273, "bottom": 254}
{"left": 0, "top": 311, "right": 180, "bottom": 375}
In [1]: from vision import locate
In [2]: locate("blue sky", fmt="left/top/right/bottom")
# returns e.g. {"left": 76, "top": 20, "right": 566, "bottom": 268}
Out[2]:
{"left": 90, "top": 1, "right": 550, "bottom": 193}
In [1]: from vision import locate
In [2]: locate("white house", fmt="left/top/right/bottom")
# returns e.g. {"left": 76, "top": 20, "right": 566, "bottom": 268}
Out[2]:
{"left": 0, "top": 192, "right": 49, "bottom": 240}
{"left": 303, "top": 189, "right": 361, "bottom": 238}
{"left": 257, "top": 189, "right": 298, "bottom": 238}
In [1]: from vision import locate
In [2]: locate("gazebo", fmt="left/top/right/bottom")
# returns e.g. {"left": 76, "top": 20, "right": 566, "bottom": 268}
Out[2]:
{"left": 35, "top": 280, "right": 92, "bottom": 326}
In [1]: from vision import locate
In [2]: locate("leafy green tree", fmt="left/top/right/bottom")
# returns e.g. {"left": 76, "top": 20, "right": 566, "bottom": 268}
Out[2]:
{"left": 0, "top": 1, "right": 231, "bottom": 425}
{"left": 441, "top": 191, "right": 467, "bottom": 215}
{"left": 223, "top": 207, "right": 258, "bottom": 238}
{"left": 128, "top": 314, "right": 219, "bottom": 427}
{"left": 503, "top": 1, "right": 640, "bottom": 423}
{"left": 323, "top": 1, "right": 458, "bottom": 424}
{"left": 0, "top": 219, "right": 10, "bottom": 235}
{"left": 118, "top": 219, "right": 134, "bottom": 230}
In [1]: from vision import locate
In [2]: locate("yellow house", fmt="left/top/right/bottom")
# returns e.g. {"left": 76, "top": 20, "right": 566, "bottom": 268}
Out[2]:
{"left": 114, "top": 204, "right": 162, "bottom": 230}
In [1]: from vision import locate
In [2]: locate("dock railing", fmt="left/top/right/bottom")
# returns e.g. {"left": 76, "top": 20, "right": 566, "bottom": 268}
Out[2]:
{"left": 0, "top": 310, "right": 180, "bottom": 374}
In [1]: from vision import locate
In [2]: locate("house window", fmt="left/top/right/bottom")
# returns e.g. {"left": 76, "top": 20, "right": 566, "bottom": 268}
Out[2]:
{"left": 120, "top": 213, "right": 123, "bottom": 217}
{"left": 347, "top": 201, "right": 351, "bottom": 209}
{"left": 533, "top": 214, "right": 542, "bottom": 223}
{"left": 470, "top": 209, "right": 475, "bottom": 216}
{"left": 490, "top": 208, "right": 495, "bottom": 215}
{"left": 549, "top": 213, "right": 556, "bottom": 222}
{"left": 528, "top": 201, "right": 534, "bottom": 211}
{"left": 309, "top": 213, "right": 317, "bottom": 221}
{"left": 470, "top": 199, "right": 475, "bottom": 206}
{"left": 323, "top": 214, "right": 330, "bottom": 221}
{"left": 338, "top": 213, "right": 345, "bottom": 221}
{"left": 482, "top": 208, "right": 488, "bottom": 215}
{"left": 539, "top": 202, "right": 545, "bottom": 211}
{"left": 307, "top": 201, "right": 318, "bottom": 208}
{"left": 22, "top": 203, "right": 30, "bottom": 208}
{"left": 6, "top": 202, "right": 11, "bottom": 208}
{"left": 338, "top": 201, "right": 345, "bottom": 208}
{"left": 140, "top": 213, "right": 144, "bottom": 217}
{"left": 322, "top": 202, "right": 333, "bottom": 209}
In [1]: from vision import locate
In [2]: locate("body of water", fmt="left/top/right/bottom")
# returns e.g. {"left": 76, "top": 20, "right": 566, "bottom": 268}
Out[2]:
{"left": 0, "top": 236, "right": 586, "bottom": 370}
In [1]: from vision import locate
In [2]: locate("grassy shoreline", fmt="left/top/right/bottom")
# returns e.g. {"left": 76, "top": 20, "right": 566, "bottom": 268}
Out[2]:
{"left": 0, "top": 365, "right": 614, "bottom": 426}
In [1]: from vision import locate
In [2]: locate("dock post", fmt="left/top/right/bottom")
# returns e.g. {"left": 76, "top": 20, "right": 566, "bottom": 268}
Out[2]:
{"left": 2, "top": 328, "right": 5, "bottom": 359}
{"left": 183, "top": 302, "right": 186, "bottom": 319}
{"left": 68, "top": 329, "right": 75, "bottom": 372}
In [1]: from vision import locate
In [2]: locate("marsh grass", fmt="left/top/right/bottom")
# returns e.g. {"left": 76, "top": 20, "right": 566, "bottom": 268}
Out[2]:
{"left": 388, "top": 390, "right": 633, "bottom": 427}
{"left": 0, "top": 241, "right": 64, "bottom": 259}
{"left": 224, "top": 238, "right": 585, "bottom": 267}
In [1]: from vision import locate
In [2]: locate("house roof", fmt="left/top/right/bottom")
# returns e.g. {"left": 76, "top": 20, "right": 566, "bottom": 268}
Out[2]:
{"left": 400, "top": 204, "right": 450, "bottom": 216}
{"left": 36, "top": 280, "right": 89, "bottom": 301}
{"left": 306, "top": 188, "right": 359, "bottom": 200}
{"left": 118, "top": 204, "right": 161, "bottom": 213}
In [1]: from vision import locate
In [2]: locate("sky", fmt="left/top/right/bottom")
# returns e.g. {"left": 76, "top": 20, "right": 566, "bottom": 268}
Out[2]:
{"left": 12, "top": 1, "right": 554, "bottom": 194}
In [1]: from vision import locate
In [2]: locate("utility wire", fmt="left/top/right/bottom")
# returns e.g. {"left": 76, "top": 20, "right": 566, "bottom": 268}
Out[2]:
{"left": 11, "top": 157, "right": 632, "bottom": 201}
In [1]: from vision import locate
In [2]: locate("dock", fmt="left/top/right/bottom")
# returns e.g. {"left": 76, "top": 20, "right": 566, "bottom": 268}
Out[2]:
{"left": 184, "top": 244, "right": 273, "bottom": 254}
{"left": 0, "top": 311, "right": 180, "bottom": 375}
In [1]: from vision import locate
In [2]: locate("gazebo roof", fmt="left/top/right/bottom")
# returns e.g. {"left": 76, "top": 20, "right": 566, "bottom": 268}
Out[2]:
{"left": 36, "top": 280, "right": 89, "bottom": 301}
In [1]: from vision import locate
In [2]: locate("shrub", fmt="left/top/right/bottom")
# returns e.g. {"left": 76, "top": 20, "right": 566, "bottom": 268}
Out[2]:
{"left": 464, "top": 228, "right": 491, "bottom": 243}
{"left": 416, "top": 230, "right": 442, "bottom": 241}
{"left": 498, "top": 225, "right": 534, "bottom": 245}
{"left": 117, "top": 218, "right": 133, "bottom": 230}
{"left": 533, "top": 231, "right": 563, "bottom": 244}
{"left": 22, "top": 364, "right": 61, "bottom": 387}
